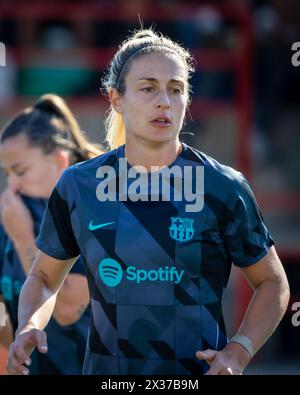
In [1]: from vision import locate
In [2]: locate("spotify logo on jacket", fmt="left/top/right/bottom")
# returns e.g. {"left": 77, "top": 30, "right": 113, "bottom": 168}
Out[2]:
{"left": 98, "top": 258, "right": 184, "bottom": 288}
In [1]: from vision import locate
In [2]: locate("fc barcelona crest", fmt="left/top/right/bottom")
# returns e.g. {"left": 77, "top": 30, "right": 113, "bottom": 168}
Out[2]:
{"left": 169, "top": 217, "right": 195, "bottom": 242}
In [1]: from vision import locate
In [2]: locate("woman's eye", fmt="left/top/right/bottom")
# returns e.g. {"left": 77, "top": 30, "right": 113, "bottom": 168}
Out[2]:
{"left": 16, "top": 170, "right": 26, "bottom": 176}
{"left": 172, "top": 88, "right": 182, "bottom": 94}
{"left": 141, "top": 87, "right": 153, "bottom": 93}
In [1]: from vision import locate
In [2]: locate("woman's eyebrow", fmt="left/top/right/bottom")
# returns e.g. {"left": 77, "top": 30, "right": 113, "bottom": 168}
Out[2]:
{"left": 137, "top": 78, "right": 185, "bottom": 85}
{"left": 0, "top": 163, "right": 23, "bottom": 174}
{"left": 137, "top": 78, "right": 157, "bottom": 82}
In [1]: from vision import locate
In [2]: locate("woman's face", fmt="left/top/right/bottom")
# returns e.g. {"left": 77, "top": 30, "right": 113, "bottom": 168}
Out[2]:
{"left": 0, "top": 134, "right": 68, "bottom": 198}
{"left": 113, "top": 52, "right": 189, "bottom": 145}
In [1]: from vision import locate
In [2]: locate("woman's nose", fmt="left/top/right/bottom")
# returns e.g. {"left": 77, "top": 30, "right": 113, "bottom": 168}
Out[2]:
{"left": 156, "top": 90, "right": 170, "bottom": 109}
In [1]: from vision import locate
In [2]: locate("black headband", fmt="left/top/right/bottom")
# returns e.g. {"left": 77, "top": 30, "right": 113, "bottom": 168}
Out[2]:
{"left": 115, "top": 43, "right": 177, "bottom": 87}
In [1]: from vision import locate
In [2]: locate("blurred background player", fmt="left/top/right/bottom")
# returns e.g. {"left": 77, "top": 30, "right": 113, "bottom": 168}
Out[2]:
{"left": 0, "top": 94, "right": 102, "bottom": 374}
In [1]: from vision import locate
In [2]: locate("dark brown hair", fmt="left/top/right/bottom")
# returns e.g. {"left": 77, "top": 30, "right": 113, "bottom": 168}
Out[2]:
{"left": 0, "top": 94, "right": 103, "bottom": 164}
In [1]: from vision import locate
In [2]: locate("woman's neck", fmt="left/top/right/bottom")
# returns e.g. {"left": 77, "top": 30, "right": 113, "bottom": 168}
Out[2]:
{"left": 124, "top": 139, "right": 182, "bottom": 171}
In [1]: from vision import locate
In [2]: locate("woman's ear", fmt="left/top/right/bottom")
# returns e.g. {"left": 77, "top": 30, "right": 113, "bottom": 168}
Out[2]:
{"left": 109, "top": 88, "right": 123, "bottom": 113}
{"left": 53, "top": 150, "right": 70, "bottom": 171}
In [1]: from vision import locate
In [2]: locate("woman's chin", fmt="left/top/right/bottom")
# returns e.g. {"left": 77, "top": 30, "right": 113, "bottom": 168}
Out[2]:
{"left": 128, "top": 130, "right": 177, "bottom": 146}
{"left": 147, "top": 130, "right": 176, "bottom": 144}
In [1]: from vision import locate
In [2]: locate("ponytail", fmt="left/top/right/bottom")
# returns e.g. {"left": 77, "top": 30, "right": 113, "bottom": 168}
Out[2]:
{"left": 34, "top": 94, "right": 103, "bottom": 160}
{"left": 1, "top": 93, "right": 104, "bottom": 164}
{"left": 105, "top": 108, "right": 126, "bottom": 150}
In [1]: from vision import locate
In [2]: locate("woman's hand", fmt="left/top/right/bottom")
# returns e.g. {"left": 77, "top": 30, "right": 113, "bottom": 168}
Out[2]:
{"left": 7, "top": 328, "right": 48, "bottom": 375}
{"left": 195, "top": 342, "right": 251, "bottom": 375}
{"left": 0, "top": 187, "right": 34, "bottom": 245}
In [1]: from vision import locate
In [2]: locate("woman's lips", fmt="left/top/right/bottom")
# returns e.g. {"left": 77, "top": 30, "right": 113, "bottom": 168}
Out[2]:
{"left": 150, "top": 117, "right": 172, "bottom": 127}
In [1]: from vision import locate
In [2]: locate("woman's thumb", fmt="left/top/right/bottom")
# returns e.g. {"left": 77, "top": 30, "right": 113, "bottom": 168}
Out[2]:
{"left": 195, "top": 349, "right": 217, "bottom": 362}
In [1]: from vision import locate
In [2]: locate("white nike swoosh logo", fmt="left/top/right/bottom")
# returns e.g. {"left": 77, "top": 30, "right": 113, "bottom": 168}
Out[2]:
{"left": 88, "top": 221, "right": 115, "bottom": 231}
